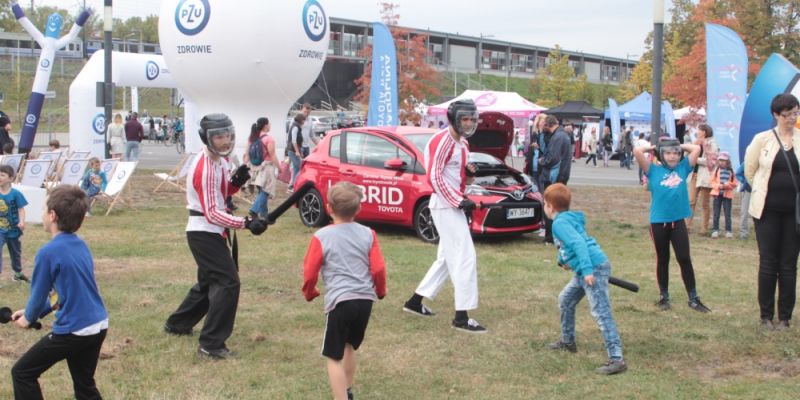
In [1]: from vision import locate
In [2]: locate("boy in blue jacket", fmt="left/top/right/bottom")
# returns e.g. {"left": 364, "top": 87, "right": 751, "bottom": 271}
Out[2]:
{"left": 543, "top": 183, "right": 626, "bottom": 375}
{"left": 10, "top": 186, "right": 108, "bottom": 400}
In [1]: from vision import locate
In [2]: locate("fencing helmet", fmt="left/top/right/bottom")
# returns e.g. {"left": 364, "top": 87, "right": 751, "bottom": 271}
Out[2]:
{"left": 198, "top": 113, "right": 235, "bottom": 157}
{"left": 655, "top": 137, "right": 682, "bottom": 163}
{"left": 446, "top": 99, "right": 479, "bottom": 138}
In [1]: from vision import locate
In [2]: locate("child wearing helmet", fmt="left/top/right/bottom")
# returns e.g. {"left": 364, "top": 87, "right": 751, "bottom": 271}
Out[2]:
{"left": 633, "top": 137, "right": 713, "bottom": 313}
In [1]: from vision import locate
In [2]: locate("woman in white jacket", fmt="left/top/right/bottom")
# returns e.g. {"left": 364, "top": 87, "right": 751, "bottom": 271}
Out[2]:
{"left": 744, "top": 93, "right": 800, "bottom": 330}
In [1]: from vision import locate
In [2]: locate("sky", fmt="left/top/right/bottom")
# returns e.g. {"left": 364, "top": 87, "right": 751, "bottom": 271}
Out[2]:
{"left": 37, "top": 0, "right": 675, "bottom": 60}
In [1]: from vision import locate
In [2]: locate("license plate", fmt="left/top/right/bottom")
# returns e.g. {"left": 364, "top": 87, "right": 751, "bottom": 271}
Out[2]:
{"left": 507, "top": 208, "right": 534, "bottom": 219}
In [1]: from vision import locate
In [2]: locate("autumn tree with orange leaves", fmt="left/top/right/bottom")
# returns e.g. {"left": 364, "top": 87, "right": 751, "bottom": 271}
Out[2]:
{"left": 353, "top": 2, "right": 441, "bottom": 124}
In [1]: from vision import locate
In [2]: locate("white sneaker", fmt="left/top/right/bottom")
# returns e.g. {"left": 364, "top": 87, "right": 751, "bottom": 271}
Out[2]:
{"left": 537, "top": 230, "right": 546, "bottom": 238}
{"left": 725, "top": 232, "right": 733, "bottom": 239}
{"left": 711, "top": 231, "right": 719, "bottom": 239}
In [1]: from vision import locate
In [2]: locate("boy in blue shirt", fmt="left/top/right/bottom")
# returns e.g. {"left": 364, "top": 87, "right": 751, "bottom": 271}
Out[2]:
{"left": 543, "top": 183, "right": 626, "bottom": 375}
{"left": 633, "top": 138, "right": 711, "bottom": 313}
{"left": 10, "top": 186, "right": 108, "bottom": 400}
{"left": 0, "top": 164, "right": 29, "bottom": 282}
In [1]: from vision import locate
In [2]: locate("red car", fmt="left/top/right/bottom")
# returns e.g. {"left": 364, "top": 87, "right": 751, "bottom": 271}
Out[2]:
{"left": 294, "top": 111, "right": 542, "bottom": 243}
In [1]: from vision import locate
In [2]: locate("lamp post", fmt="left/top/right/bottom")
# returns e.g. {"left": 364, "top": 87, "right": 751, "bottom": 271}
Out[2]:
{"left": 651, "top": 0, "right": 664, "bottom": 144}
{"left": 478, "top": 33, "right": 494, "bottom": 87}
{"left": 121, "top": 32, "right": 138, "bottom": 111}
{"left": 103, "top": 0, "right": 112, "bottom": 159}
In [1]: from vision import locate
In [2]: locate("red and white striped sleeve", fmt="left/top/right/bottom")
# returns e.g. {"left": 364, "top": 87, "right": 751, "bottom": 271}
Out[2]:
{"left": 426, "top": 132, "right": 463, "bottom": 208}
{"left": 193, "top": 155, "right": 245, "bottom": 229}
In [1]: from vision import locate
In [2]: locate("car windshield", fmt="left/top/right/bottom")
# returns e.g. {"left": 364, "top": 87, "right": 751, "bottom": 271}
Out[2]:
{"left": 406, "top": 133, "right": 434, "bottom": 153}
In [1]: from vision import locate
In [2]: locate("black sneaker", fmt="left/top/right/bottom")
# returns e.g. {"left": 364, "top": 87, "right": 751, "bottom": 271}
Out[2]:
{"left": 547, "top": 340, "right": 577, "bottom": 353}
{"left": 595, "top": 359, "right": 627, "bottom": 375}
{"left": 198, "top": 346, "right": 237, "bottom": 360}
{"left": 402, "top": 301, "right": 435, "bottom": 317}
{"left": 688, "top": 298, "right": 711, "bottom": 313}
{"left": 12, "top": 272, "right": 30, "bottom": 283}
{"left": 347, "top": 387, "right": 354, "bottom": 400}
{"left": 452, "top": 318, "right": 487, "bottom": 334}
{"left": 655, "top": 297, "right": 671, "bottom": 311}
{"left": 163, "top": 324, "right": 193, "bottom": 336}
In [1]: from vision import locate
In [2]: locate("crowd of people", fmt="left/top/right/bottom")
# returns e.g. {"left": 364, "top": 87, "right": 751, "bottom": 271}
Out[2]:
{"left": 2, "top": 93, "right": 799, "bottom": 399}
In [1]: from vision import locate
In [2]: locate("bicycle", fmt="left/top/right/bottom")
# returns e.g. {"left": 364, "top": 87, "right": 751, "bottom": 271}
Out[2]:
{"left": 173, "top": 131, "right": 185, "bottom": 154}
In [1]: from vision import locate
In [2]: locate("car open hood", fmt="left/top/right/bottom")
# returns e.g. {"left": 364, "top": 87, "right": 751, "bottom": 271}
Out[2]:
{"left": 466, "top": 111, "right": 515, "bottom": 160}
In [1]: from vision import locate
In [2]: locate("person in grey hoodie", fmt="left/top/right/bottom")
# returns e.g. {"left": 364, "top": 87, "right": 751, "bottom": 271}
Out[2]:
{"left": 543, "top": 183, "right": 626, "bottom": 375}
{"left": 538, "top": 115, "right": 572, "bottom": 243}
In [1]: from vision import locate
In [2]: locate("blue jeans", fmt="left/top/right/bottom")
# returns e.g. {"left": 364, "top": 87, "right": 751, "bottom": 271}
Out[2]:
{"left": 287, "top": 150, "right": 301, "bottom": 189}
{"left": 249, "top": 189, "right": 269, "bottom": 219}
{"left": 712, "top": 196, "right": 732, "bottom": 232}
{"left": 0, "top": 233, "right": 22, "bottom": 274}
{"left": 124, "top": 141, "right": 141, "bottom": 161}
{"left": 558, "top": 261, "right": 623, "bottom": 360}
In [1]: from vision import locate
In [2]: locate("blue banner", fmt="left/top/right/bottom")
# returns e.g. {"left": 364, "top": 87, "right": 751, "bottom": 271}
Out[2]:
{"left": 608, "top": 98, "right": 621, "bottom": 150}
{"left": 706, "top": 23, "right": 748, "bottom": 169}
{"left": 662, "top": 100, "right": 676, "bottom": 138}
{"left": 367, "top": 22, "right": 398, "bottom": 126}
{"left": 739, "top": 53, "right": 800, "bottom": 164}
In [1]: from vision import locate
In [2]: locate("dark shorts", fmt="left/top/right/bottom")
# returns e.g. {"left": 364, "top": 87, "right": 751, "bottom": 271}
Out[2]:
{"left": 321, "top": 299, "right": 373, "bottom": 360}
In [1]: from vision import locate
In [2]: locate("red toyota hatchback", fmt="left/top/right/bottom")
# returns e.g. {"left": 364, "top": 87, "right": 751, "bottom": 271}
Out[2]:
{"left": 294, "top": 111, "right": 542, "bottom": 243}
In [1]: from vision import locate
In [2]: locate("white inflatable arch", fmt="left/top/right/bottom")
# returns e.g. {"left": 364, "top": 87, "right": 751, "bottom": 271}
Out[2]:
{"left": 69, "top": 51, "right": 200, "bottom": 157}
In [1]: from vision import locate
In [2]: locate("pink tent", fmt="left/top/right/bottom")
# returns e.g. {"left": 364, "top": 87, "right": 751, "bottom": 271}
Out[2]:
{"left": 428, "top": 90, "right": 545, "bottom": 117}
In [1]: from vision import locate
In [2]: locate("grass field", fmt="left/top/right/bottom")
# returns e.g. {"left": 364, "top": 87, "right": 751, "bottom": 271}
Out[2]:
{"left": 0, "top": 171, "right": 798, "bottom": 399}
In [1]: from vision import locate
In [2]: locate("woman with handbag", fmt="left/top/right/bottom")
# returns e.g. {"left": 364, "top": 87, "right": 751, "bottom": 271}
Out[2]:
{"left": 744, "top": 93, "right": 800, "bottom": 330}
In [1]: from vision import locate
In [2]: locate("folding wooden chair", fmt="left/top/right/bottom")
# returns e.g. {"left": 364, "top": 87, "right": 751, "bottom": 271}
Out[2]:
{"left": 56, "top": 158, "right": 90, "bottom": 187}
{"left": 1, "top": 154, "right": 25, "bottom": 177}
{"left": 153, "top": 152, "right": 196, "bottom": 193}
{"left": 18, "top": 159, "right": 53, "bottom": 188}
{"left": 92, "top": 161, "right": 137, "bottom": 216}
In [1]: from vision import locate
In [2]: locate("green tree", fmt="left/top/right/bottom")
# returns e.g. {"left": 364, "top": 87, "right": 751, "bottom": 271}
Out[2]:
{"left": 537, "top": 46, "right": 575, "bottom": 107}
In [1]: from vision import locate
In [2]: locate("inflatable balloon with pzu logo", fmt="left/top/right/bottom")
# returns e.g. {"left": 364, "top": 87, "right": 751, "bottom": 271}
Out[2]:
{"left": 11, "top": 1, "right": 92, "bottom": 154}
{"left": 159, "top": 0, "right": 330, "bottom": 156}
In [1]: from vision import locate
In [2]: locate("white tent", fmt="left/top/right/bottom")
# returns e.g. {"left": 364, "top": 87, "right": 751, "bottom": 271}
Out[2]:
{"left": 427, "top": 90, "right": 545, "bottom": 131}
{"left": 673, "top": 106, "right": 706, "bottom": 120}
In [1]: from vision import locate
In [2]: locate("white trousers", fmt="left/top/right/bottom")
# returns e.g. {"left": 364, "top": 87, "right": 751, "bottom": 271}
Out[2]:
{"left": 415, "top": 207, "right": 478, "bottom": 311}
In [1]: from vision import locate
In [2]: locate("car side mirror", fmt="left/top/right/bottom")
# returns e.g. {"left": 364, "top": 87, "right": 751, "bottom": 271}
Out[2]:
{"left": 384, "top": 158, "right": 407, "bottom": 171}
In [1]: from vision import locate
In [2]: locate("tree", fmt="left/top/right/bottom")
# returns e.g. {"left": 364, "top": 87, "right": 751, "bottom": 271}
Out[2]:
{"left": 536, "top": 46, "right": 575, "bottom": 107}
{"left": 353, "top": 3, "right": 440, "bottom": 122}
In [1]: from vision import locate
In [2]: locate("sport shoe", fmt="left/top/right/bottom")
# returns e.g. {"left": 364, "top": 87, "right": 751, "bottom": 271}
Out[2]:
{"left": 547, "top": 340, "right": 577, "bottom": 353}
{"left": 725, "top": 232, "right": 733, "bottom": 239}
{"left": 164, "top": 324, "right": 193, "bottom": 336}
{"left": 711, "top": 231, "right": 719, "bottom": 239}
{"left": 12, "top": 272, "right": 30, "bottom": 283}
{"left": 655, "top": 297, "right": 671, "bottom": 311}
{"left": 197, "top": 346, "right": 237, "bottom": 360}
{"left": 776, "top": 320, "right": 791, "bottom": 330}
{"left": 452, "top": 318, "right": 487, "bottom": 334}
{"left": 760, "top": 319, "right": 775, "bottom": 330}
{"left": 595, "top": 359, "right": 627, "bottom": 375}
{"left": 402, "top": 301, "right": 435, "bottom": 317}
{"left": 688, "top": 298, "right": 711, "bottom": 313}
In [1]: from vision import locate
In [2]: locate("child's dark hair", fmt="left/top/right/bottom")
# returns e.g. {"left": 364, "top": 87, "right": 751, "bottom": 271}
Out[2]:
{"left": 0, "top": 164, "right": 15, "bottom": 178}
{"left": 47, "top": 186, "right": 88, "bottom": 233}
{"left": 543, "top": 183, "right": 571, "bottom": 212}
{"left": 327, "top": 181, "right": 363, "bottom": 219}
{"left": 49, "top": 139, "right": 60, "bottom": 149}
{"left": 698, "top": 124, "right": 713, "bottom": 138}
{"left": 2, "top": 142, "right": 13, "bottom": 154}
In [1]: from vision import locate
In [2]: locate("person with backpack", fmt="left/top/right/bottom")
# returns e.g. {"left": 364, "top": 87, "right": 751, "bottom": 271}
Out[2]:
{"left": 244, "top": 117, "right": 279, "bottom": 220}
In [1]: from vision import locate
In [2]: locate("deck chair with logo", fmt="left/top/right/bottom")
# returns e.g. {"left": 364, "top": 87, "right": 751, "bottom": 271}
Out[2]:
{"left": 153, "top": 152, "right": 196, "bottom": 193}
{"left": 55, "top": 158, "right": 90, "bottom": 188}
{"left": 0, "top": 154, "right": 25, "bottom": 177}
{"left": 36, "top": 151, "right": 64, "bottom": 184}
{"left": 92, "top": 161, "right": 137, "bottom": 216}
{"left": 17, "top": 159, "right": 53, "bottom": 188}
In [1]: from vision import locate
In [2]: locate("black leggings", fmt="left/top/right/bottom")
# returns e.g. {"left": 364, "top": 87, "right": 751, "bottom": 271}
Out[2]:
{"left": 585, "top": 154, "right": 597, "bottom": 166}
{"left": 754, "top": 210, "right": 800, "bottom": 321}
{"left": 649, "top": 220, "right": 697, "bottom": 299}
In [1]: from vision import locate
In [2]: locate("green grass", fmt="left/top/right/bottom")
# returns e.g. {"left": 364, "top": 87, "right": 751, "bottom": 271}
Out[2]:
{"left": 0, "top": 173, "right": 797, "bottom": 399}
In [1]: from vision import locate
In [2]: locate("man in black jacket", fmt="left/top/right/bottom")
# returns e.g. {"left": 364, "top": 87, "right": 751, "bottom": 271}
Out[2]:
{"left": 538, "top": 115, "right": 572, "bottom": 243}
{"left": 0, "top": 116, "right": 14, "bottom": 153}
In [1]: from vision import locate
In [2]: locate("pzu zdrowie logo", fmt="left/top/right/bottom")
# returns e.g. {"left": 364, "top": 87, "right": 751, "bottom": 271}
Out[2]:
{"left": 175, "top": 0, "right": 210, "bottom": 36}
{"left": 25, "top": 114, "right": 36, "bottom": 125}
{"left": 146, "top": 61, "right": 159, "bottom": 81}
{"left": 92, "top": 113, "right": 106, "bottom": 135}
{"left": 303, "top": 0, "right": 327, "bottom": 42}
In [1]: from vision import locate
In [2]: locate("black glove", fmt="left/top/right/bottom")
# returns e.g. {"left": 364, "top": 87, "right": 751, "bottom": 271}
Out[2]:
{"left": 230, "top": 165, "right": 251, "bottom": 188}
{"left": 245, "top": 216, "right": 268, "bottom": 235}
{"left": 458, "top": 198, "right": 476, "bottom": 215}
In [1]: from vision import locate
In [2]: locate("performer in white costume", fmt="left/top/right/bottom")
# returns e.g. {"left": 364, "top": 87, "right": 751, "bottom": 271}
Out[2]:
{"left": 11, "top": 1, "right": 91, "bottom": 153}
{"left": 403, "top": 99, "right": 488, "bottom": 334}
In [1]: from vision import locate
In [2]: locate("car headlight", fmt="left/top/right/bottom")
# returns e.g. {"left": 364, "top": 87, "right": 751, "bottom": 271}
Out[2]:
{"left": 465, "top": 184, "right": 490, "bottom": 196}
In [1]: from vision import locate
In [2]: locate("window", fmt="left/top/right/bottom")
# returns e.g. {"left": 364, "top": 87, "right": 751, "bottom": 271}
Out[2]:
{"left": 329, "top": 134, "right": 341, "bottom": 159}
{"left": 345, "top": 132, "right": 414, "bottom": 170}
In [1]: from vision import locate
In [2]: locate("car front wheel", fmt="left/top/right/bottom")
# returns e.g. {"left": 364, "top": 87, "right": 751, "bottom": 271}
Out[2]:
{"left": 299, "top": 188, "right": 328, "bottom": 227}
{"left": 413, "top": 199, "right": 439, "bottom": 244}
